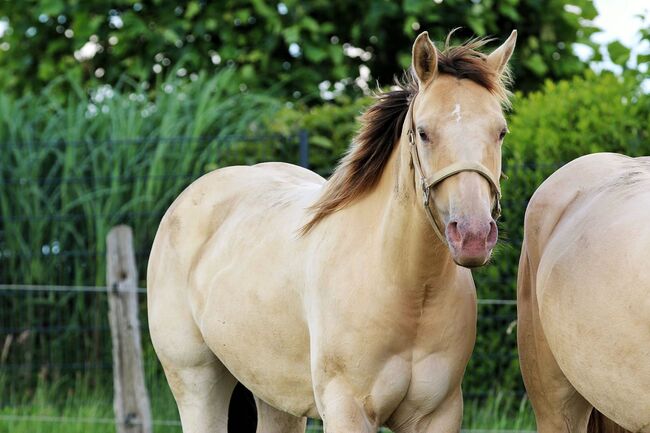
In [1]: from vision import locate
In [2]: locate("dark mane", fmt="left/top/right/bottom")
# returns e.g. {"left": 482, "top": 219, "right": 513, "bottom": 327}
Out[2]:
{"left": 301, "top": 35, "right": 511, "bottom": 234}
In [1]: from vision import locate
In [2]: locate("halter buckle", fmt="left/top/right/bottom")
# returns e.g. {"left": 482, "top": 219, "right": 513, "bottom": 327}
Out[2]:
{"left": 421, "top": 179, "right": 429, "bottom": 207}
{"left": 493, "top": 200, "right": 502, "bottom": 220}
{"left": 408, "top": 129, "right": 415, "bottom": 145}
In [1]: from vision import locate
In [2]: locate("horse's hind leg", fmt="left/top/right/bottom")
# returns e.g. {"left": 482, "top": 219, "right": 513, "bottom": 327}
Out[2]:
{"left": 255, "top": 397, "right": 307, "bottom": 433}
{"left": 517, "top": 243, "right": 592, "bottom": 433}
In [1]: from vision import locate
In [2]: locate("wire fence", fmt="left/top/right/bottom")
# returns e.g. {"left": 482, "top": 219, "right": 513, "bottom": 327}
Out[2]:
{"left": 0, "top": 284, "right": 518, "bottom": 303}
{"left": 0, "top": 284, "right": 519, "bottom": 373}
{"left": 0, "top": 413, "right": 536, "bottom": 433}
{"left": 0, "top": 133, "right": 537, "bottom": 431}
{"left": 0, "top": 282, "right": 525, "bottom": 431}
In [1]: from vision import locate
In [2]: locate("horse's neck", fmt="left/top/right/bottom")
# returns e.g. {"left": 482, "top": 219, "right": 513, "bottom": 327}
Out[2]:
{"left": 362, "top": 133, "right": 455, "bottom": 286}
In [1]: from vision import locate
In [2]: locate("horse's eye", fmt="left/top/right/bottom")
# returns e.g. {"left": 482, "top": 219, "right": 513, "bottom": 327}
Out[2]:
{"left": 418, "top": 130, "right": 429, "bottom": 142}
{"left": 498, "top": 128, "right": 508, "bottom": 141}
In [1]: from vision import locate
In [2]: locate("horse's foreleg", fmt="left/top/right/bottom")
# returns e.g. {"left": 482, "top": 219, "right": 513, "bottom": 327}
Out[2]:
{"left": 254, "top": 396, "right": 306, "bottom": 433}
{"left": 162, "top": 361, "right": 237, "bottom": 433}
{"left": 388, "top": 388, "right": 463, "bottom": 433}
{"left": 149, "top": 275, "right": 237, "bottom": 432}
{"left": 421, "top": 389, "right": 463, "bottom": 433}
{"left": 316, "top": 378, "right": 377, "bottom": 433}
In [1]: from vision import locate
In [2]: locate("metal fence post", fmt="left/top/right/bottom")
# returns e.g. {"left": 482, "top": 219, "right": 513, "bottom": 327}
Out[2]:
{"left": 106, "top": 225, "right": 152, "bottom": 433}
{"left": 299, "top": 129, "right": 309, "bottom": 169}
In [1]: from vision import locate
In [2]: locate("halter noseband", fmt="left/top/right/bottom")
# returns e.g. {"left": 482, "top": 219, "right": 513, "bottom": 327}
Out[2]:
{"left": 407, "top": 106, "right": 502, "bottom": 244}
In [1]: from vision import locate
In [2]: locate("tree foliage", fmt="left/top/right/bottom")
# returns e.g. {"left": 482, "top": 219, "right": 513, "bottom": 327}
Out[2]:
{"left": 0, "top": 0, "right": 602, "bottom": 97}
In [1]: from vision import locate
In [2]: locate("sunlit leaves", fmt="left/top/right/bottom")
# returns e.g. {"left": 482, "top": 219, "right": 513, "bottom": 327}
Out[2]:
{"left": 607, "top": 40, "right": 632, "bottom": 68}
{"left": 0, "top": 0, "right": 618, "bottom": 98}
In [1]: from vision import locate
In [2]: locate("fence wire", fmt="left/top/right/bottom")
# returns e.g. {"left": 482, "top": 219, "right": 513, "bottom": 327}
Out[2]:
{"left": 0, "top": 413, "right": 181, "bottom": 426}
{"left": 0, "top": 413, "right": 536, "bottom": 433}
{"left": 0, "top": 282, "right": 523, "bottom": 430}
{"left": 0, "top": 284, "right": 517, "bottom": 304}
{"left": 0, "top": 284, "right": 146, "bottom": 294}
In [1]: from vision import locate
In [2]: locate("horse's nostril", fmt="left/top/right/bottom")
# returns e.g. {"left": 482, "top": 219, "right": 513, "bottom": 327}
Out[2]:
{"left": 487, "top": 220, "right": 498, "bottom": 248}
{"left": 446, "top": 221, "right": 462, "bottom": 244}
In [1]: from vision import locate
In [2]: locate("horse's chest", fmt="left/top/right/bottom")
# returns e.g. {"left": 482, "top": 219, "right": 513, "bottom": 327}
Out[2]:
{"left": 311, "top": 294, "right": 476, "bottom": 424}
{"left": 395, "top": 294, "right": 477, "bottom": 406}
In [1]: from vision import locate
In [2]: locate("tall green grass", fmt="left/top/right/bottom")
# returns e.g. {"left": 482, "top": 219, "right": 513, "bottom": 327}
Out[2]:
{"left": 0, "top": 372, "right": 179, "bottom": 433}
{"left": 0, "top": 67, "right": 287, "bottom": 287}
{"left": 0, "top": 370, "right": 534, "bottom": 433}
{"left": 0, "top": 68, "right": 294, "bottom": 397}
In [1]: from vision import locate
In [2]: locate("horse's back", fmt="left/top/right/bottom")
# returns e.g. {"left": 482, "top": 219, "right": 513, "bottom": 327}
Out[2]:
{"left": 519, "top": 152, "right": 650, "bottom": 432}
{"left": 147, "top": 162, "right": 324, "bottom": 417}
{"left": 148, "top": 162, "right": 323, "bottom": 292}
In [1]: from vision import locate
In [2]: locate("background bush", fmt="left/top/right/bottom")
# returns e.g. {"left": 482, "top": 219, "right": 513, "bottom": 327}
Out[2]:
{"left": 471, "top": 70, "right": 650, "bottom": 395}
{"left": 269, "top": 95, "right": 370, "bottom": 175}
{"left": 0, "top": 0, "right": 602, "bottom": 96}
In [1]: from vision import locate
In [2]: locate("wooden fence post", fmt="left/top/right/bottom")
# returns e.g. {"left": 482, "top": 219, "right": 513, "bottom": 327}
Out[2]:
{"left": 106, "top": 225, "right": 152, "bottom": 433}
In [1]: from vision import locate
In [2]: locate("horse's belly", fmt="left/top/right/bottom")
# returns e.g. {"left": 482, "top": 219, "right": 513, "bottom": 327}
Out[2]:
{"left": 192, "top": 264, "right": 316, "bottom": 416}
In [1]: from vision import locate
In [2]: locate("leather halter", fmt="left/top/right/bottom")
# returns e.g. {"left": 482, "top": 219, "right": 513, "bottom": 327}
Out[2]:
{"left": 407, "top": 106, "right": 502, "bottom": 244}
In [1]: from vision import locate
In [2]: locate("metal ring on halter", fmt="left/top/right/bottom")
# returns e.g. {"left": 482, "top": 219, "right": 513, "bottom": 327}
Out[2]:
{"left": 407, "top": 108, "right": 502, "bottom": 244}
{"left": 422, "top": 180, "right": 430, "bottom": 206}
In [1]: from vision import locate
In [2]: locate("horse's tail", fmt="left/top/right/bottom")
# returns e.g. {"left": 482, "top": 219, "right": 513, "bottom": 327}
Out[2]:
{"left": 587, "top": 409, "right": 632, "bottom": 433}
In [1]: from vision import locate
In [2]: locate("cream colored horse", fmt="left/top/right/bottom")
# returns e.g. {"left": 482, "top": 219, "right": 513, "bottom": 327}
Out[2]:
{"left": 518, "top": 153, "right": 650, "bottom": 433}
{"left": 148, "top": 30, "right": 516, "bottom": 433}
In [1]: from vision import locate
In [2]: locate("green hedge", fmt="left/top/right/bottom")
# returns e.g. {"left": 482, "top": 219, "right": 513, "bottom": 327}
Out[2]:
{"left": 269, "top": 95, "right": 371, "bottom": 176}
{"left": 468, "top": 70, "right": 650, "bottom": 396}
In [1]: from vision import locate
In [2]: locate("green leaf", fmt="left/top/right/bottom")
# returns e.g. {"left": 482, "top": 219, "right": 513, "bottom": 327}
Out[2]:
{"left": 301, "top": 16, "right": 320, "bottom": 34}
{"left": 402, "top": 15, "right": 418, "bottom": 35}
{"left": 398, "top": 52, "right": 411, "bottom": 69}
{"left": 579, "top": 0, "right": 599, "bottom": 20}
{"left": 499, "top": 4, "right": 520, "bottom": 21}
{"left": 304, "top": 44, "right": 328, "bottom": 63}
{"left": 241, "top": 64, "right": 255, "bottom": 80}
{"left": 524, "top": 53, "right": 548, "bottom": 76}
{"left": 40, "top": 0, "right": 65, "bottom": 17}
{"left": 162, "top": 28, "right": 181, "bottom": 44}
{"left": 282, "top": 26, "right": 300, "bottom": 44}
{"left": 310, "top": 135, "right": 333, "bottom": 149}
{"left": 606, "top": 41, "right": 631, "bottom": 66}
{"left": 467, "top": 16, "right": 486, "bottom": 36}
{"left": 403, "top": 0, "right": 425, "bottom": 14}
{"left": 185, "top": 1, "right": 201, "bottom": 19}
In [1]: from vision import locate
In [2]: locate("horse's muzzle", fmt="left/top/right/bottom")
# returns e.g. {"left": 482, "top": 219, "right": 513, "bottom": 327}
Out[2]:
{"left": 445, "top": 218, "right": 498, "bottom": 268}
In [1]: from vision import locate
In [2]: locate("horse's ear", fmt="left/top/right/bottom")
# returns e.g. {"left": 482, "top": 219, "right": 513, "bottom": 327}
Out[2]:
{"left": 487, "top": 30, "right": 517, "bottom": 76}
{"left": 412, "top": 31, "right": 438, "bottom": 87}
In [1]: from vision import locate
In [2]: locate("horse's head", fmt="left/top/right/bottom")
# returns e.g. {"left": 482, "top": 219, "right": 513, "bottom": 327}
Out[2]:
{"left": 408, "top": 31, "right": 516, "bottom": 268}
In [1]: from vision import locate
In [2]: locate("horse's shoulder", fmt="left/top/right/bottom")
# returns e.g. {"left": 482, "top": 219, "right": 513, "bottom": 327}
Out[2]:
{"left": 163, "top": 163, "right": 322, "bottom": 234}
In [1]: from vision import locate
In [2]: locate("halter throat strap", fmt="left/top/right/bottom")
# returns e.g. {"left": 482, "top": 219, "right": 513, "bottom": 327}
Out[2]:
{"left": 406, "top": 108, "right": 502, "bottom": 245}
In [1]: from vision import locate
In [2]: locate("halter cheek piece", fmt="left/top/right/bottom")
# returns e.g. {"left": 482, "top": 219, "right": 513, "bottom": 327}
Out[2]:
{"left": 407, "top": 111, "right": 502, "bottom": 245}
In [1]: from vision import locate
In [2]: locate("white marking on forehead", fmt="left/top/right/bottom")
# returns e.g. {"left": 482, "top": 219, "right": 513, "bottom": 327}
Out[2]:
{"left": 451, "top": 104, "right": 462, "bottom": 123}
